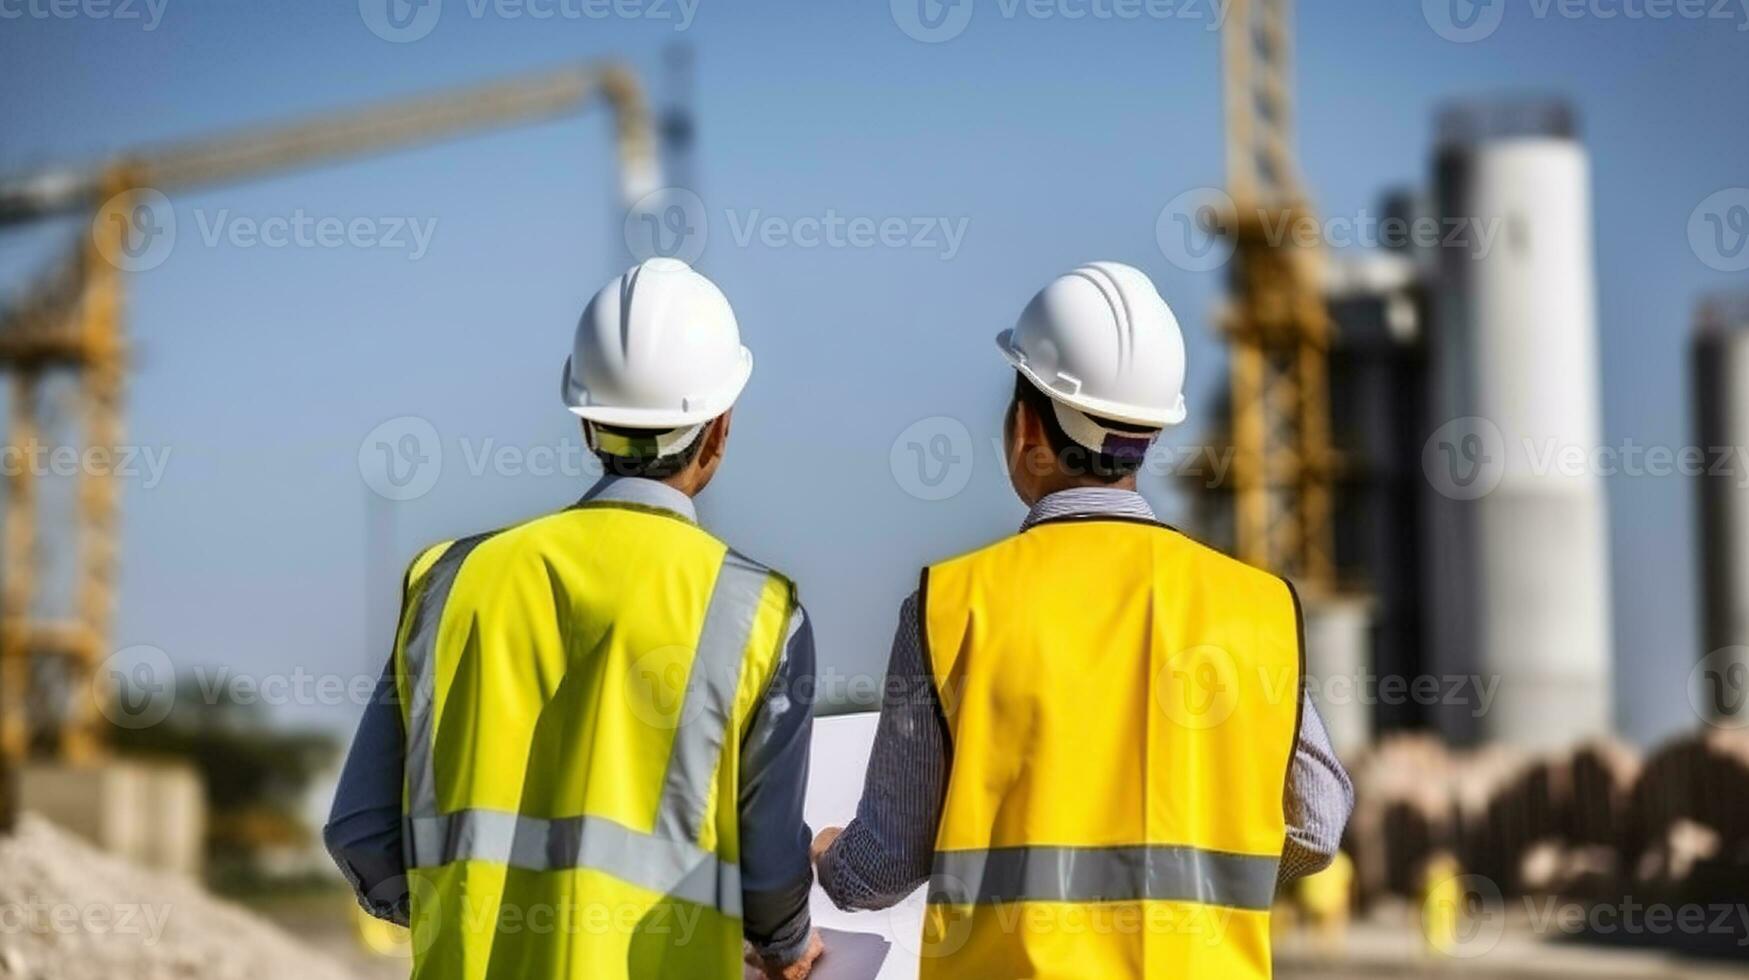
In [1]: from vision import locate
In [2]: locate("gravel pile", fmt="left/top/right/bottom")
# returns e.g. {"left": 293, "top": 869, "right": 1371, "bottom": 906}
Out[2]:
{"left": 0, "top": 815, "right": 360, "bottom": 980}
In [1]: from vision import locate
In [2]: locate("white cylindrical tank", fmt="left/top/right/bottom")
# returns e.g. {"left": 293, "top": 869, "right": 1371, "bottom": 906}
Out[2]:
{"left": 1301, "top": 594, "right": 1375, "bottom": 755}
{"left": 1693, "top": 298, "right": 1749, "bottom": 727}
{"left": 1427, "top": 102, "right": 1614, "bottom": 747}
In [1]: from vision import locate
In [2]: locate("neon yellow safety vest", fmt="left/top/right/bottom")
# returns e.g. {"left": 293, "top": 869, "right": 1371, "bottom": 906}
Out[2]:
{"left": 919, "top": 516, "right": 1304, "bottom": 979}
{"left": 392, "top": 500, "right": 795, "bottom": 980}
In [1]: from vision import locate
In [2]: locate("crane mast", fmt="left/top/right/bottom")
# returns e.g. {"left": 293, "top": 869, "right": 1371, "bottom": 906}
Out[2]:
{"left": 0, "top": 62, "right": 662, "bottom": 829}
{"left": 1219, "top": 0, "right": 1335, "bottom": 589}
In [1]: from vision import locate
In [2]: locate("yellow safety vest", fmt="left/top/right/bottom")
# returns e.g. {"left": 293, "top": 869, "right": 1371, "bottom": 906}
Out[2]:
{"left": 919, "top": 516, "right": 1303, "bottom": 979}
{"left": 392, "top": 501, "right": 795, "bottom": 980}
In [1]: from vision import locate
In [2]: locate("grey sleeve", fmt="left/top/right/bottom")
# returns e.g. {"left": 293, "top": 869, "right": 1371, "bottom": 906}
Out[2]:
{"left": 738, "top": 604, "right": 818, "bottom": 965}
{"left": 323, "top": 658, "right": 411, "bottom": 925}
{"left": 1277, "top": 694, "right": 1355, "bottom": 885}
{"left": 815, "top": 592, "right": 947, "bottom": 911}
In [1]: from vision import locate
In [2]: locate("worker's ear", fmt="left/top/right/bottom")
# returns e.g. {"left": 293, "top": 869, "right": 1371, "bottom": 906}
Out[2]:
{"left": 698, "top": 410, "right": 731, "bottom": 471}
{"left": 1004, "top": 396, "right": 1052, "bottom": 505}
{"left": 1011, "top": 397, "right": 1053, "bottom": 466}
{"left": 1017, "top": 397, "right": 1047, "bottom": 449}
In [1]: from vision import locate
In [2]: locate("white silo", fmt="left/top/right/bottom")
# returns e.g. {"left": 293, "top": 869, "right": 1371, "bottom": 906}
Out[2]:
{"left": 1693, "top": 295, "right": 1749, "bottom": 727}
{"left": 1425, "top": 101, "right": 1614, "bottom": 747}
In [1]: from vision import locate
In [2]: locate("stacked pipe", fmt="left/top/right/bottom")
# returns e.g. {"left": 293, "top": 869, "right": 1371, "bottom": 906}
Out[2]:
{"left": 1341, "top": 730, "right": 1746, "bottom": 906}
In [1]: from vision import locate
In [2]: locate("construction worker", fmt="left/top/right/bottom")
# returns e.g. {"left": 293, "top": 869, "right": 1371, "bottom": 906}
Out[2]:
{"left": 812, "top": 261, "right": 1355, "bottom": 978}
{"left": 325, "top": 257, "right": 823, "bottom": 980}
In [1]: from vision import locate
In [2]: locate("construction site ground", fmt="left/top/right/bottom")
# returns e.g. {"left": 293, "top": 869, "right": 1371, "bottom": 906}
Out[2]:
{"left": 5, "top": 813, "right": 1743, "bottom": 980}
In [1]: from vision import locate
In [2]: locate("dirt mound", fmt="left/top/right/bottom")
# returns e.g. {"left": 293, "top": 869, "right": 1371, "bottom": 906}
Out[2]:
{"left": 0, "top": 815, "right": 360, "bottom": 980}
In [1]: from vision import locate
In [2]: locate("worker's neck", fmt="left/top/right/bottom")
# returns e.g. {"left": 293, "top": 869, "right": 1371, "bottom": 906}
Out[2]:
{"left": 657, "top": 470, "right": 705, "bottom": 499}
{"left": 1025, "top": 472, "right": 1138, "bottom": 505}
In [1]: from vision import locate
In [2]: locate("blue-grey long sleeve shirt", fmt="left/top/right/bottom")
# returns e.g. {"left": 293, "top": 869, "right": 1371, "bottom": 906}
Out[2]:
{"left": 815, "top": 487, "right": 1356, "bottom": 910}
{"left": 322, "top": 475, "right": 817, "bottom": 965}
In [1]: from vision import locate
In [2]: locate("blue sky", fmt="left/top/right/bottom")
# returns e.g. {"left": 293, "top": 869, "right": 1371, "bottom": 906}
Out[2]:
{"left": 2, "top": 0, "right": 1746, "bottom": 745}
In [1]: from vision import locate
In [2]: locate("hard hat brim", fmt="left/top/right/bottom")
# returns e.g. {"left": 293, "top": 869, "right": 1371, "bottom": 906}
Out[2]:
{"left": 564, "top": 346, "right": 754, "bottom": 428}
{"left": 995, "top": 329, "right": 1187, "bottom": 428}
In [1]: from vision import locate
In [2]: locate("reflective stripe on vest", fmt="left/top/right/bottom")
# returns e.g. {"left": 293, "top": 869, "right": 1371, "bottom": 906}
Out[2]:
{"left": 406, "top": 811, "right": 741, "bottom": 915}
{"left": 929, "top": 844, "right": 1279, "bottom": 912}
{"left": 920, "top": 518, "right": 1302, "bottom": 980}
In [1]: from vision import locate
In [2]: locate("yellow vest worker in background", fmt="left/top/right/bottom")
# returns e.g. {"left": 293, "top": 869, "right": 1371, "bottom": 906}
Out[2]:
{"left": 325, "top": 258, "right": 824, "bottom": 980}
{"left": 814, "top": 262, "right": 1355, "bottom": 978}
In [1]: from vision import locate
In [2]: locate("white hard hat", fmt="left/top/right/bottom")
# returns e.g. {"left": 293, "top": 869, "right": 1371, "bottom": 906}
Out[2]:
{"left": 562, "top": 258, "right": 753, "bottom": 428}
{"left": 996, "top": 261, "right": 1188, "bottom": 427}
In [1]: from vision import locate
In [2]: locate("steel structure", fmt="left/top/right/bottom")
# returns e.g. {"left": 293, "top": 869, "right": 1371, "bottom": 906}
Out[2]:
{"left": 1694, "top": 292, "right": 1749, "bottom": 729}
{"left": 0, "top": 62, "right": 661, "bottom": 829}
{"left": 1218, "top": 0, "right": 1335, "bottom": 588}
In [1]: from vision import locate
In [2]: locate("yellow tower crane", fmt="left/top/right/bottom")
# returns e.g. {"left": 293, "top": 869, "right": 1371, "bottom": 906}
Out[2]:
{"left": 1218, "top": 0, "right": 1336, "bottom": 589}
{"left": 0, "top": 62, "right": 663, "bottom": 830}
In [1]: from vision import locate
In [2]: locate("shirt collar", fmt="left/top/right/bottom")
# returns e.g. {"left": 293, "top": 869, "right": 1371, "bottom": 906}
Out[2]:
{"left": 580, "top": 475, "right": 699, "bottom": 524}
{"left": 1021, "top": 487, "right": 1157, "bottom": 531}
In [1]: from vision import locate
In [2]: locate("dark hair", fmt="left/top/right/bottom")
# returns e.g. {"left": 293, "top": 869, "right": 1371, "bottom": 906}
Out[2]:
{"left": 1008, "top": 373, "right": 1152, "bottom": 482}
{"left": 591, "top": 422, "right": 707, "bottom": 480}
